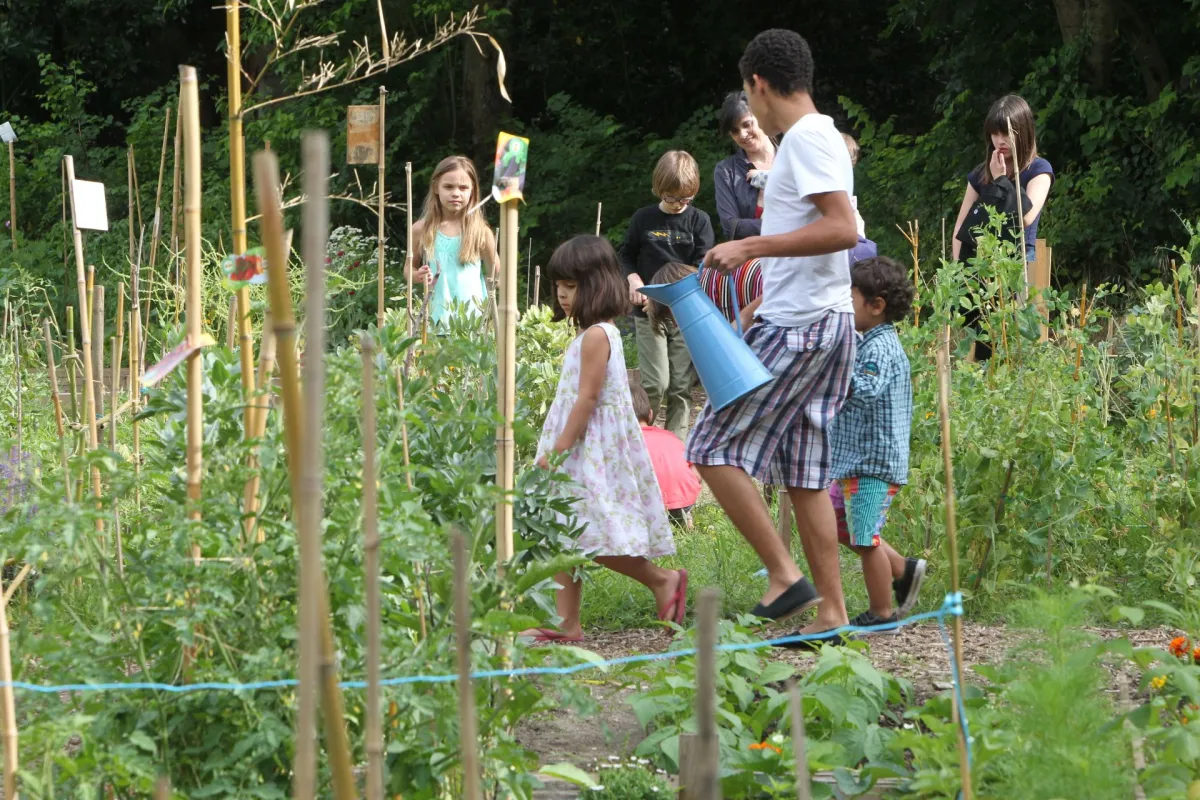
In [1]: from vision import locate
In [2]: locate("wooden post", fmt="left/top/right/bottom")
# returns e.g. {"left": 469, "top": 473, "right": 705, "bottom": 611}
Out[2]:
{"left": 496, "top": 200, "right": 518, "bottom": 566}
{"left": 678, "top": 734, "right": 698, "bottom": 800}
{"left": 93, "top": 285, "right": 105, "bottom": 419}
{"left": 256, "top": 140, "right": 357, "bottom": 800}
{"left": 181, "top": 66, "right": 204, "bottom": 564}
{"left": 789, "top": 682, "right": 812, "bottom": 800}
{"left": 362, "top": 335, "right": 384, "bottom": 800}
{"left": 7, "top": 139, "right": 15, "bottom": 250}
{"left": 695, "top": 588, "right": 721, "bottom": 800}
{"left": 452, "top": 531, "right": 482, "bottom": 800}
{"left": 595, "top": 202, "right": 602, "bottom": 236}
{"left": 375, "top": 87, "right": 387, "bottom": 330}
{"left": 405, "top": 161, "right": 414, "bottom": 337}
{"left": 776, "top": 491, "right": 793, "bottom": 553}
{"left": 935, "top": 326, "right": 973, "bottom": 800}
{"left": 1031, "top": 239, "right": 1051, "bottom": 342}
{"left": 225, "top": 0, "right": 258, "bottom": 449}
{"left": 0, "top": 566, "right": 32, "bottom": 800}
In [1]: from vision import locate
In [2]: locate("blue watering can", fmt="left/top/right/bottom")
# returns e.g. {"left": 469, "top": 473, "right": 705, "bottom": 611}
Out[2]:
{"left": 638, "top": 267, "right": 774, "bottom": 411}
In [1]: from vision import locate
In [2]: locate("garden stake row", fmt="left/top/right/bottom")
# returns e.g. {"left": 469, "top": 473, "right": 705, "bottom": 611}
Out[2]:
{"left": 361, "top": 334, "right": 385, "bottom": 800}
{"left": 453, "top": 531, "right": 482, "bottom": 800}
{"left": 935, "top": 325, "right": 973, "bottom": 799}
{"left": 182, "top": 66, "right": 204, "bottom": 565}
{"left": 255, "top": 140, "right": 356, "bottom": 800}
{"left": 64, "top": 154, "right": 103, "bottom": 534}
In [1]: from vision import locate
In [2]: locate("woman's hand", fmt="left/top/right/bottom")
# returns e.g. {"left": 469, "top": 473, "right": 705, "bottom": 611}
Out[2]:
{"left": 989, "top": 148, "right": 1008, "bottom": 181}
{"left": 627, "top": 273, "right": 647, "bottom": 306}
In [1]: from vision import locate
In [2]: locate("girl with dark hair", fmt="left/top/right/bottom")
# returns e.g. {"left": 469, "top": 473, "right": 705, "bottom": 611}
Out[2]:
{"left": 713, "top": 91, "right": 777, "bottom": 241}
{"left": 951, "top": 94, "right": 1054, "bottom": 264}
{"left": 523, "top": 235, "right": 686, "bottom": 643}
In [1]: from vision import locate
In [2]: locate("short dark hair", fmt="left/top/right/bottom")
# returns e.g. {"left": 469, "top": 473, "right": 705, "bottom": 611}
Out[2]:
{"left": 738, "top": 29, "right": 814, "bottom": 96}
{"left": 547, "top": 235, "right": 630, "bottom": 329}
{"left": 851, "top": 256, "right": 914, "bottom": 323}
{"left": 719, "top": 91, "right": 751, "bottom": 135}
{"left": 629, "top": 382, "right": 653, "bottom": 424}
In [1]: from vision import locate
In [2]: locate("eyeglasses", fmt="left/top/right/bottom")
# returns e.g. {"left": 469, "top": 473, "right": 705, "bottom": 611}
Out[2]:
{"left": 662, "top": 195, "right": 695, "bottom": 205}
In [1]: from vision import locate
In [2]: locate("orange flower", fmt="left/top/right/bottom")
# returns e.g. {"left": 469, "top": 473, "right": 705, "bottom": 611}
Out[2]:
{"left": 1169, "top": 637, "right": 1190, "bottom": 658}
{"left": 748, "top": 742, "right": 782, "bottom": 755}
{"left": 1193, "top": 646, "right": 1200, "bottom": 664}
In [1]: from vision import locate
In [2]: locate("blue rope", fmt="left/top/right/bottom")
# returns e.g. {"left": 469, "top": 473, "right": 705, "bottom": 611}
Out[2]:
{"left": 0, "top": 596, "right": 969, "bottom": 709}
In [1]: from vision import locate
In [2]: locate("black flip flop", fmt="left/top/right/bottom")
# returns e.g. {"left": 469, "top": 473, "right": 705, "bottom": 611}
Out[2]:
{"left": 777, "top": 628, "right": 852, "bottom": 651}
{"left": 751, "top": 577, "right": 822, "bottom": 622}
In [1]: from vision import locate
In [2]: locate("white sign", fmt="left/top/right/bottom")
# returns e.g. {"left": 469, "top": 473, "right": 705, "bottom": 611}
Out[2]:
{"left": 71, "top": 179, "right": 109, "bottom": 231}
{"left": 0, "top": 123, "right": 15, "bottom": 144}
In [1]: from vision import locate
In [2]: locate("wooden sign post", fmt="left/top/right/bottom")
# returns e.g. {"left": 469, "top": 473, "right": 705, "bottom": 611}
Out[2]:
{"left": 2, "top": 121, "right": 16, "bottom": 250}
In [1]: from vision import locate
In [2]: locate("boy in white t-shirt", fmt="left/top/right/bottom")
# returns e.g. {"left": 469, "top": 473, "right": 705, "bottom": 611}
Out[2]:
{"left": 687, "top": 28, "right": 859, "bottom": 646}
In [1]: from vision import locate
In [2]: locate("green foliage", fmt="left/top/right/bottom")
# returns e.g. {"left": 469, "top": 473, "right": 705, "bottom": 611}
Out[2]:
{"left": 584, "top": 757, "right": 671, "bottom": 798}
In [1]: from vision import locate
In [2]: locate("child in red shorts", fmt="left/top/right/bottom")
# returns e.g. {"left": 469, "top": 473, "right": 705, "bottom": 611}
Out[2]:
{"left": 829, "top": 256, "right": 926, "bottom": 629}
{"left": 630, "top": 382, "right": 702, "bottom": 527}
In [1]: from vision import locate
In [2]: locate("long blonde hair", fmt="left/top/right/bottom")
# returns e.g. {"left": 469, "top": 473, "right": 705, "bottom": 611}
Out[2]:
{"left": 419, "top": 155, "right": 489, "bottom": 266}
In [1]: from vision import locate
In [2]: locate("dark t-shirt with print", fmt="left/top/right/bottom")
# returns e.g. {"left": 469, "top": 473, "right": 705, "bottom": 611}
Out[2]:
{"left": 619, "top": 204, "right": 715, "bottom": 317}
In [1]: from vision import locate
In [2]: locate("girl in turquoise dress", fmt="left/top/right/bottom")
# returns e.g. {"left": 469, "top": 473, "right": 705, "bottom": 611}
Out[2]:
{"left": 406, "top": 155, "right": 497, "bottom": 326}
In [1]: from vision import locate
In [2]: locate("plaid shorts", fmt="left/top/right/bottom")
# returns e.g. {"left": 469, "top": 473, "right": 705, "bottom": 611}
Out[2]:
{"left": 830, "top": 477, "right": 900, "bottom": 548}
{"left": 685, "top": 312, "right": 856, "bottom": 489}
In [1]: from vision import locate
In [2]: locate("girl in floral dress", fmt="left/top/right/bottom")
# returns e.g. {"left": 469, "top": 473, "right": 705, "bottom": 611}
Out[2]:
{"left": 523, "top": 235, "right": 687, "bottom": 643}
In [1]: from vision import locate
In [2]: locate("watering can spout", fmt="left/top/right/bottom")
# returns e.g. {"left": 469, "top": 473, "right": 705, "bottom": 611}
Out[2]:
{"left": 639, "top": 270, "right": 774, "bottom": 411}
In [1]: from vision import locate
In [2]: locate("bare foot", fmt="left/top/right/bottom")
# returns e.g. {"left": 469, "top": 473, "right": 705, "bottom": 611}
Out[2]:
{"left": 797, "top": 607, "right": 849, "bottom": 634}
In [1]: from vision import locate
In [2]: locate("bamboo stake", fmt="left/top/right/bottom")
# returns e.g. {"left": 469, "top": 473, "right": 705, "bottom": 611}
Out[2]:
{"left": 147, "top": 106, "right": 171, "bottom": 307}
{"left": 155, "top": 776, "right": 171, "bottom": 800}
{"left": 362, "top": 335, "right": 384, "bottom": 800}
{"left": 113, "top": 284, "right": 125, "bottom": 403}
{"left": 13, "top": 322, "right": 23, "bottom": 469}
{"left": 128, "top": 146, "right": 136, "bottom": 266}
{"left": 87, "top": 264, "right": 94, "bottom": 319}
{"left": 393, "top": 365, "right": 426, "bottom": 641}
{"left": 225, "top": 296, "right": 237, "bottom": 350}
{"left": 131, "top": 143, "right": 143, "bottom": 236}
{"left": 375, "top": 87, "right": 387, "bottom": 330}
{"left": 111, "top": 332, "right": 124, "bottom": 575}
{"left": 7, "top": 140, "right": 15, "bottom": 250}
{"left": 43, "top": 320, "right": 71, "bottom": 501}
{"left": 525, "top": 238, "right": 532, "bottom": 309}
{"left": 695, "top": 588, "right": 720, "bottom": 800}
{"left": 170, "top": 105, "right": 182, "bottom": 327}
{"left": 595, "top": 202, "right": 602, "bottom": 236}
{"left": 496, "top": 199, "right": 518, "bottom": 567}
{"left": 66, "top": 306, "right": 79, "bottom": 423}
{"left": 93, "top": 285, "right": 105, "bottom": 419}
{"left": 405, "top": 161, "right": 413, "bottom": 337}
{"left": 130, "top": 308, "right": 140, "bottom": 508}
{"left": 256, "top": 142, "right": 357, "bottom": 800}
{"left": 181, "top": 66, "right": 204, "bottom": 564}
{"left": 225, "top": 0, "right": 258, "bottom": 449}
{"left": 453, "top": 531, "right": 482, "bottom": 800}
{"left": 789, "top": 682, "right": 812, "bottom": 800}
{"left": 935, "top": 325, "right": 973, "bottom": 800}
{"left": 533, "top": 265, "right": 540, "bottom": 308}
{"left": 898, "top": 220, "right": 920, "bottom": 327}
{"left": 1006, "top": 116, "right": 1029, "bottom": 301}
{"left": 0, "top": 565, "right": 30, "bottom": 800}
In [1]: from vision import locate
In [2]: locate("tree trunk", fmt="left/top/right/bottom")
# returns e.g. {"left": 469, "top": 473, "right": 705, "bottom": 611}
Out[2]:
{"left": 1053, "top": 0, "right": 1117, "bottom": 90}
{"left": 1119, "top": 1, "right": 1170, "bottom": 100}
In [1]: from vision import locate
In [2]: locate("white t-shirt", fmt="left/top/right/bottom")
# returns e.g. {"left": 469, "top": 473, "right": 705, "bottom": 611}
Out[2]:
{"left": 756, "top": 114, "right": 855, "bottom": 329}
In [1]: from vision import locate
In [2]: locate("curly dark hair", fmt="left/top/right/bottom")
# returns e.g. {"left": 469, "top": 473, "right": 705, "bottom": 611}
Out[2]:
{"left": 738, "top": 29, "right": 814, "bottom": 96}
{"left": 547, "top": 235, "right": 630, "bottom": 329}
{"left": 851, "top": 256, "right": 914, "bottom": 323}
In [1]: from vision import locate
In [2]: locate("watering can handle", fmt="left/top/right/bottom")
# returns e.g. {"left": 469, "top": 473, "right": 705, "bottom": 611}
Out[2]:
{"left": 701, "top": 261, "right": 745, "bottom": 337}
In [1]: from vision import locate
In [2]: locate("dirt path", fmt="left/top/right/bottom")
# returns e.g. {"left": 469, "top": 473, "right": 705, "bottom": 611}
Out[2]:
{"left": 521, "top": 621, "right": 1175, "bottom": 797}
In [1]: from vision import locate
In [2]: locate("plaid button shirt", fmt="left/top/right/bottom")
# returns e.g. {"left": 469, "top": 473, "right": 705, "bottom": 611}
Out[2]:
{"left": 830, "top": 323, "right": 912, "bottom": 485}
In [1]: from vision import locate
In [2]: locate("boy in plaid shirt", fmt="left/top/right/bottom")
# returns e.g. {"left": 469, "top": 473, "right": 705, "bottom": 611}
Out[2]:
{"left": 829, "top": 256, "right": 926, "bottom": 629}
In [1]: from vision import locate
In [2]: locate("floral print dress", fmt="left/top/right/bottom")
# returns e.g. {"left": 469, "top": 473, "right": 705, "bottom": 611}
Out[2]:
{"left": 536, "top": 322, "right": 675, "bottom": 558}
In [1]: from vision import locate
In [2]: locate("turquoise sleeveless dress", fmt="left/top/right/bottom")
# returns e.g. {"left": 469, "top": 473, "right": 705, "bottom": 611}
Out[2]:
{"left": 427, "top": 231, "right": 487, "bottom": 326}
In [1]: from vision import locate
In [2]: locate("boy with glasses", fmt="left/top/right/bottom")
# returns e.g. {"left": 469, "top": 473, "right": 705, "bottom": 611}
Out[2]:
{"left": 620, "top": 150, "right": 715, "bottom": 440}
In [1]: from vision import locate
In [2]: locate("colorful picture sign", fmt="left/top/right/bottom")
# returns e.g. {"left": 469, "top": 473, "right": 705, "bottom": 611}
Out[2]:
{"left": 491, "top": 131, "right": 529, "bottom": 204}
{"left": 221, "top": 248, "right": 268, "bottom": 290}
{"left": 0, "top": 122, "right": 16, "bottom": 144}
{"left": 71, "top": 179, "right": 109, "bottom": 231}
{"left": 141, "top": 333, "right": 217, "bottom": 388}
{"left": 347, "top": 105, "right": 381, "bottom": 165}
